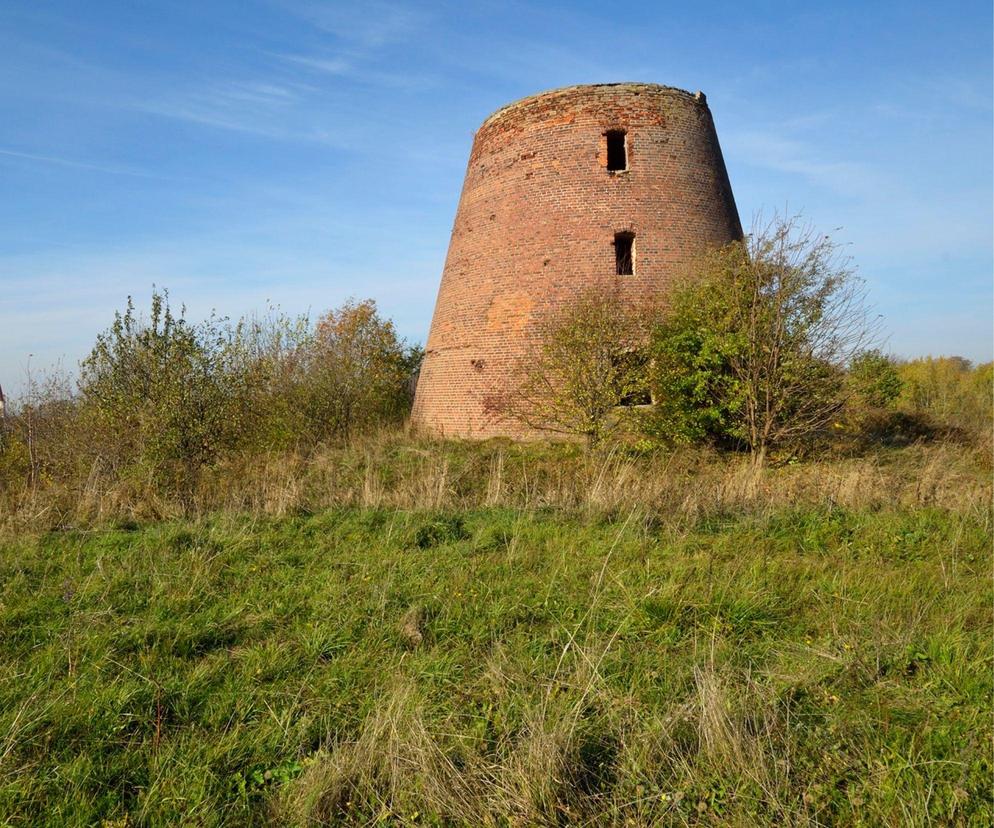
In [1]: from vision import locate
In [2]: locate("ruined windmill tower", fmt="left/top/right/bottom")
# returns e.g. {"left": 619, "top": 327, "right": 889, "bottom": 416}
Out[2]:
{"left": 411, "top": 83, "right": 742, "bottom": 438}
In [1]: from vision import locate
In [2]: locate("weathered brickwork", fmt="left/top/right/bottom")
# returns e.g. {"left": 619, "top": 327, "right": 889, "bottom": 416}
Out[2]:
{"left": 411, "top": 83, "right": 742, "bottom": 438}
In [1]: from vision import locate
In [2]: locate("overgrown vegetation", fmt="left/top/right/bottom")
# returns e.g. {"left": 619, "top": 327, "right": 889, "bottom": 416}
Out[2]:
{"left": 78, "top": 292, "right": 249, "bottom": 505}
{"left": 1, "top": 496, "right": 989, "bottom": 826}
{"left": 0, "top": 214, "right": 990, "bottom": 825}
{"left": 494, "top": 215, "right": 990, "bottom": 460}
{"left": 646, "top": 216, "right": 876, "bottom": 459}
{"left": 0, "top": 293, "right": 421, "bottom": 516}
{"left": 2, "top": 215, "right": 991, "bottom": 522}
{"left": 502, "top": 288, "right": 655, "bottom": 444}
{"left": 897, "top": 355, "right": 993, "bottom": 435}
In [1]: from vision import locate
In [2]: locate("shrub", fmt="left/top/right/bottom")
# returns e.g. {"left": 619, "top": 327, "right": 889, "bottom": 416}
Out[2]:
{"left": 306, "top": 299, "right": 418, "bottom": 441}
{"left": 847, "top": 350, "right": 903, "bottom": 410}
{"left": 0, "top": 292, "right": 425, "bottom": 515}
{"left": 839, "top": 350, "right": 906, "bottom": 445}
{"left": 79, "top": 291, "right": 246, "bottom": 504}
{"left": 646, "top": 215, "right": 878, "bottom": 461}
{"left": 504, "top": 288, "right": 655, "bottom": 445}
{"left": 642, "top": 304, "right": 744, "bottom": 449}
{"left": 0, "top": 365, "right": 82, "bottom": 496}
{"left": 896, "top": 356, "right": 993, "bottom": 436}
{"left": 225, "top": 308, "right": 314, "bottom": 452}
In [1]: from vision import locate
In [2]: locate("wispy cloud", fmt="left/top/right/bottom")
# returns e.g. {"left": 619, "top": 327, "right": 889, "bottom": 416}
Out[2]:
{"left": 277, "top": 53, "right": 351, "bottom": 76}
{"left": 269, "top": 0, "right": 438, "bottom": 90}
{"left": 285, "top": 0, "right": 428, "bottom": 48}
{"left": 0, "top": 147, "right": 165, "bottom": 178}
{"left": 272, "top": 51, "right": 438, "bottom": 90}
{"left": 130, "top": 79, "right": 351, "bottom": 145}
{"left": 728, "top": 129, "right": 884, "bottom": 200}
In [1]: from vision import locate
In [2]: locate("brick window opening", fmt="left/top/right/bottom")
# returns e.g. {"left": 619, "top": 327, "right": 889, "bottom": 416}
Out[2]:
{"left": 614, "top": 232, "right": 634, "bottom": 275}
{"left": 606, "top": 130, "right": 627, "bottom": 171}
{"left": 614, "top": 351, "right": 652, "bottom": 406}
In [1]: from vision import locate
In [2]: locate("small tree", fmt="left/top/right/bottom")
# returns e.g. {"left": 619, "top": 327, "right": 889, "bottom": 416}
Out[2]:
{"left": 0, "top": 363, "right": 79, "bottom": 494}
{"left": 506, "top": 288, "right": 654, "bottom": 445}
{"left": 226, "top": 307, "right": 314, "bottom": 451}
{"left": 307, "top": 299, "right": 413, "bottom": 440}
{"left": 79, "top": 291, "right": 244, "bottom": 503}
{"left": 644, "top": 307, "right": 745, "bottom": 448}
{"left": 648, "top": 215, "right": 878, "bottom": 461}
{"left": 848, "top": 350, "right": 902, "bottom": 409}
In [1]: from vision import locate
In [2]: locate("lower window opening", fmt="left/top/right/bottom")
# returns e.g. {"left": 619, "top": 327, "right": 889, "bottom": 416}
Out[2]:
{"left": 614, "top": 351, "right": 652, "bottom": 407}
{"left": 614, "top": 232, "right": 634, "bottom": 275}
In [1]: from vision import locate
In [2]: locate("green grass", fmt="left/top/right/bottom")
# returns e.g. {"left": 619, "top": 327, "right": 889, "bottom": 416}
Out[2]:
{"left": 1, "top": 504, "right": 990, "bottom": 826}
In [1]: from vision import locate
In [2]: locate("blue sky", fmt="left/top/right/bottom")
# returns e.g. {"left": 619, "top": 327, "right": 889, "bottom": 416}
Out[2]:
{"left": 2, "top": 0, "right": 991, "bottom": 396}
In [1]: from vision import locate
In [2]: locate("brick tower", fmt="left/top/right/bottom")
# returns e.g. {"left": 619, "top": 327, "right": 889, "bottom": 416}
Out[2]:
{"left": 411, "top": 83, "right": 741, "bottom": 438}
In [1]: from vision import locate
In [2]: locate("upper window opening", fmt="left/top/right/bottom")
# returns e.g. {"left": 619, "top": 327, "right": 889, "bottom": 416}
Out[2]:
{"left": 606, "top": 130, "right": 627, "bottom": 171}
{"left": 614, "top": 232, "right": 634, "bottom": 275}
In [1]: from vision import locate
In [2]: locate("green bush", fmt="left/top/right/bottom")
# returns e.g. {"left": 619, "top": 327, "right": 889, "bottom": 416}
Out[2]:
{"left": 504, "top": 287, "right": 655, "bottom": 445}
{"left": 0, "top": 292, "right": 421, "bottom": 513}
{"left": 224, "top": 308, "right": 314, "bottom": 452}
{"left": 79, "top": 291, "right": 246, "bottom": 503}
{"left": 644, "top": 216, "right": 873, "bottom": 459}
{"left": 306, "top": 298, "right": 417, "bottom": 441}
{"left": 1, "top": 366, "right": 93, "bottom": 500}
{"left": 847, "top": 349, "right": 903, "bottom": 410}
{"left": 642, "top": 305, "right": 744, "bottom": 448}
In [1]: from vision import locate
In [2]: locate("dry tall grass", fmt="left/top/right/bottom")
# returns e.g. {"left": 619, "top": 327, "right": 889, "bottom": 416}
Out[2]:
{"left": 2, "top": 457, "right": 988, "bottom": 825}
{"left": 281, "top": 624, "right": 833, "bottom": 826}
{"left": 5, "top": 428, "right": 985, "bottom": 534}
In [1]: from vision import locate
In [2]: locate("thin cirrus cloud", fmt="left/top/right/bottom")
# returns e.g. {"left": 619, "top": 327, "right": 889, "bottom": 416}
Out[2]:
{"left": 126, "top": 78, "right": 360, "bottom": 148}
{"left": 272, "top": 52, "right": 440, "bottom": 90}
{"left": 728, "top": 129, "right": 885, "bottom": 201}
{"left": 275, "top": 54, "right": 352, "bottom": 76}
{"left": 127, "top": 57, "right": 436, "bottom": 145}
{"left": 0, "top": 147, "right": 166, "bottom": 179}
{"left": 283, "top": 0, "right": 429, "bottom": 48}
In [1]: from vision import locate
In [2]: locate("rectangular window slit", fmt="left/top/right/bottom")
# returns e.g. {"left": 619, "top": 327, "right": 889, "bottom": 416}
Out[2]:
{"left": 614, "top": 232, "right": 634, "bottom": 275}
{"left": 606, "top": 130, "right": 627, "bottom": 171}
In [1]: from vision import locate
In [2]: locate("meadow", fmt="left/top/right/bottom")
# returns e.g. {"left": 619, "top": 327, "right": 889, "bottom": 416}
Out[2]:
{"left": 1, "top": 438, "right": 990, "bottom": 826}
{"left": 1, "top": 289, "right": 991, "bottom": 825}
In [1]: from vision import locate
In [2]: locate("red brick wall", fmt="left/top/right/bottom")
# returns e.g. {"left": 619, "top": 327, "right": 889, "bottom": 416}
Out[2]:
{"left": 411, "top": 83, "right": 742, "bottom": 439}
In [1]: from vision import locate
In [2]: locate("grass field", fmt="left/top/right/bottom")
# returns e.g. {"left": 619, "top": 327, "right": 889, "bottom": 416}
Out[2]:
{"left": 1, "top": 444, "right": 991, "bottom": 826}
